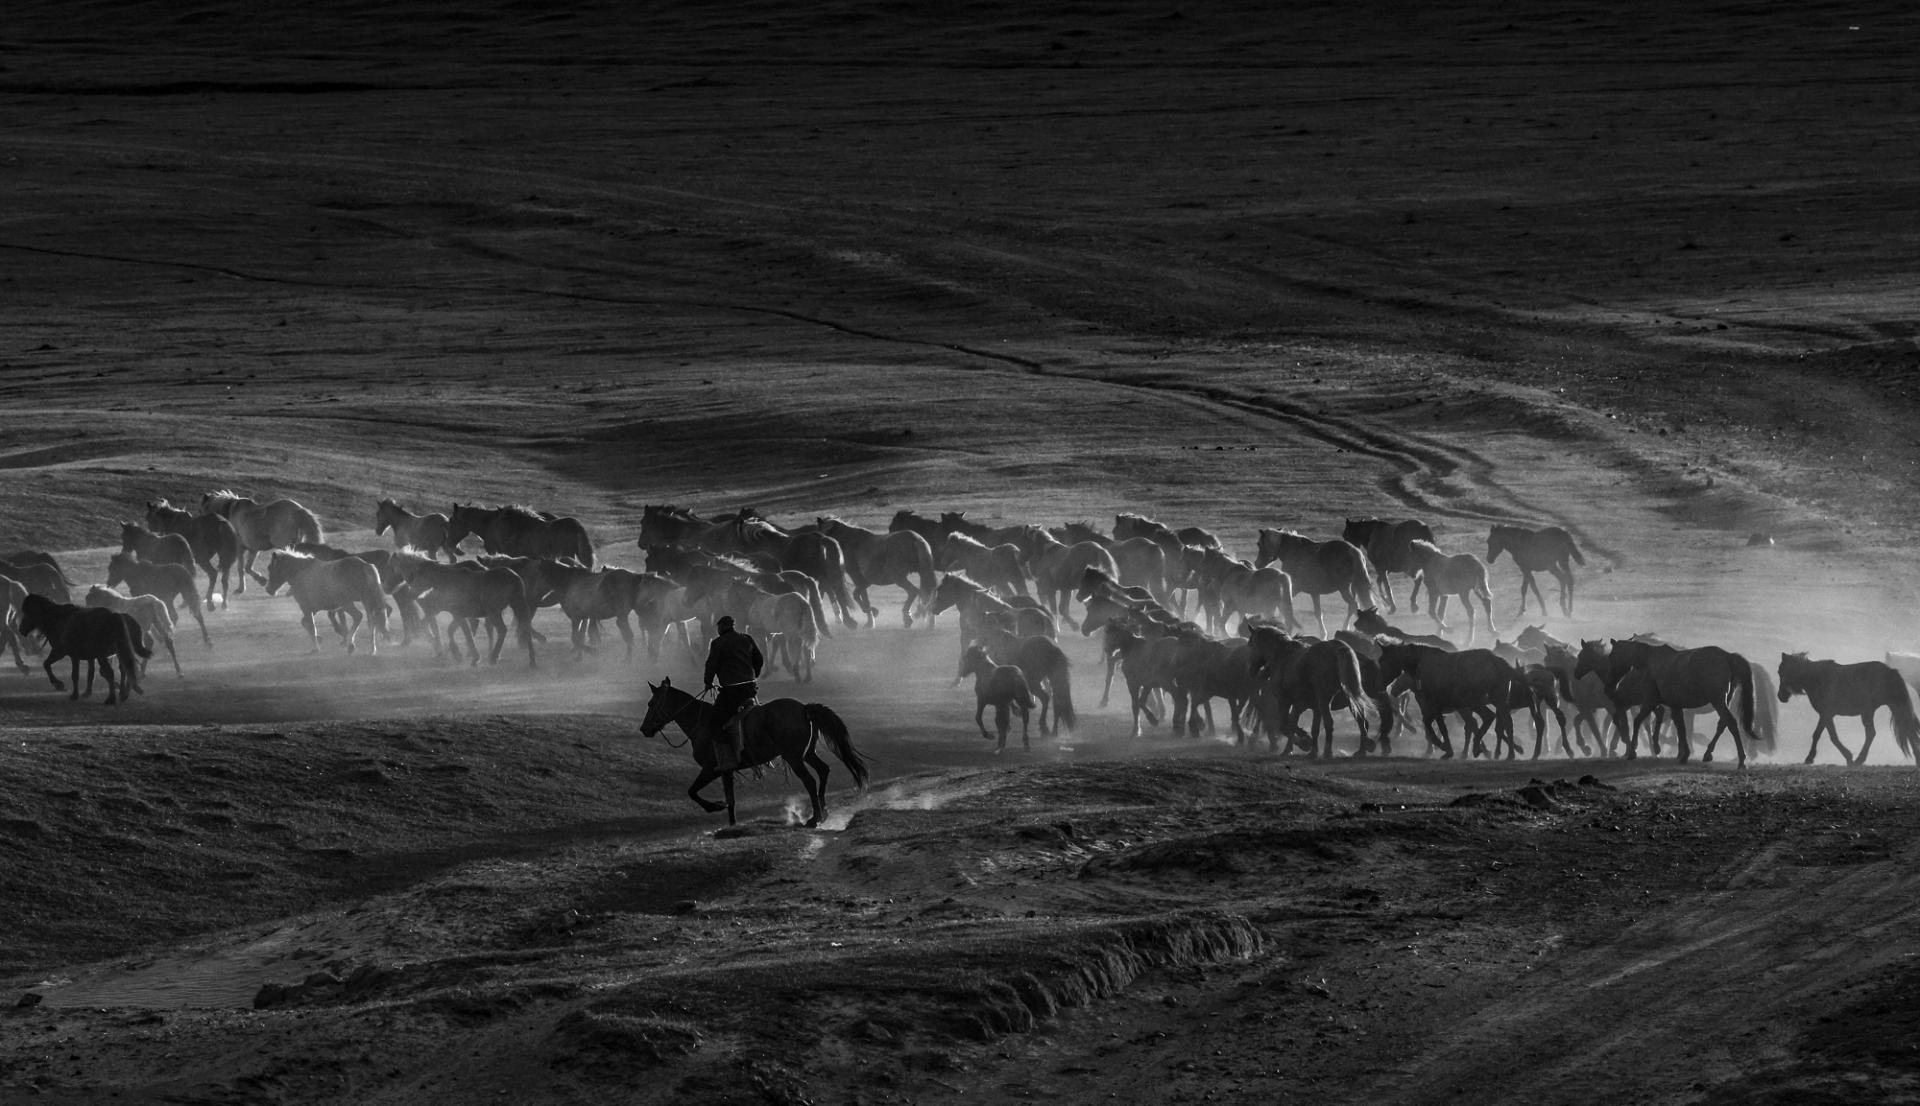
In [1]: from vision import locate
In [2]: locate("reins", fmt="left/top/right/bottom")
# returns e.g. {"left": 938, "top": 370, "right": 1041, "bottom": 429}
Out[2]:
{"left": 651, "top": 687, "right": 714, "bottom": 748}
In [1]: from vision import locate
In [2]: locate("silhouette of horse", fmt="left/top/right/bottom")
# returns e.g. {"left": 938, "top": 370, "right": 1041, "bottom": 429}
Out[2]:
{"left": 970, "top": 621, "right": 1076, "bottom": 735}
{"left": 0, "top": 557, "right": 73, "bottom": 603}
{"left": 1575, "top": 639, "right": 1756, "bottom": 766}
{"left": 1246, "top": 625, "right": 1376, "bottom": 757}
{"left": 375, "top": 499, "right": 460, "bottom": 562}
{"left": 106, "top": 552, "right": 212, "bottom": 648}
{"left": 392, "top": 552, "right": 537, "bottom": 667}
{"left": 1354, "top": 606, "right": 1455, "bottom": 651}
{"left": 1103, "top": 621, "right": 1201, "bottom": 739}
{"left": 265, "top": 552, "right": 389, "bottom": 655}
{"left": 1777, "top": 653, "right": 1920, "bottom": 766}
{"left": 1342, "top": 517, "right": 1436, "bottom": 614}
{"left": 1487, "top": 524, "right": 1585, "bottom": 618}
{"left": 85, "top": 585, "right": 180, "bottom": 677}
{"left": 448, "top": 503, "right": 594, "bottom": 566}
{"left": 119, "top": 522, "right": 195, "bottom": 577}
{"left": 815, "top": 517, "right": 937, "bottom": 628}
{"left": 1027, "top": 533, "right": 1119, "bottom": 626}
{"left": 748, "top": 589, "right": 821, "bottom": 682}
{"left": 1376, "top": 641, "right": 1523, "bottom": 759}
{"left": 202, "top": 490, "right": 324, "bottom": 592}
{"left": 1540, "top": 643, "right": 1614, "bottom": 755}
{"left": 17, "top": 594, "right": 148, "bottom": 704}
{"left": 146, "top": 498, "right": 240, "bottom": 607}
{"left": 730, "top": 516, "right": 860, "bottom": 630}
{"left": 938, "top": 533, "right": 1028, "bottom": 598}
{"left": 1405, "top": 539, "right": 1496, "bottom": 645}
{"left": 958, "top": 643, "right": 1038, "bottom": 752}
{"left": 1253, "top": 529, "right": 1374, "bottom": 636}
{"left": 640, "top": 677, "right": 868, "bottom": 827}
{"left": 933, "top": 574, "right": 1054, "bottom": 667}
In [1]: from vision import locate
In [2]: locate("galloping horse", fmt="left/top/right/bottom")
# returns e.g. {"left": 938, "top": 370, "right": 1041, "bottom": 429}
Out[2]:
{"left": 971, "top": 620, "right": 1076, "bottom": 735}
{"left": 1404, "top": 539, "right": 1496, "bottom": 645}
{"left": 265, "top": 552, "right": 390, "bottom": 655}
{"left": 16, "top": 594, "right": 148, "bottom": 704}
{"left": 958, "top": 643, "right": 1038, "bottom": 752}
{"left": 1575, "top": 639, "right": 1757, "bottom": 766}
{"left": 448, "top": 503, "right": 595, "bottom": 566}
{"left": 640, "top": 677, "right": 868, "bottom": 827}
{"left": 392, "top": 552, "right": 538, "bottom": 667}
{"left": 85, "top": 585, "right": 181, "bottom": 677}
{"left": 1777, "top": 653, "right": 1920, "bottom": 766}
{"left": 1487, "top": 524, "right": 1585, "bottom": 619}
{"left": 1253, "top": 529, "right": 1374, "bottom": 636}
{"left": 119, "top": 522, "right": 195, "bottom": 575}
{"left": 202, "top": 490, "right": 325, "bottom": 592}
{"left": 814, "top": 517, "right": 937, "bottom": 628}
{"left": 1376, "top": 641, "right": 1522, "bottom": 759}
{"left": 146, "top": 498, "right": 240, "bottom": 606}
{"left": 1342, "top": 517, "right": 1436, "bottom": 614}
{"left": 375, "top": 499, "right": 460, "bottom": 562}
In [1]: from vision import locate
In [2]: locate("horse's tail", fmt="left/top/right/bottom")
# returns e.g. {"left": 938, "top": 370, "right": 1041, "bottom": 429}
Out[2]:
{"left": 1561, "top": 530, "right": 1586, "bottom": 566}
{"left": 1348, "top": 548, "right": 1375, "bottom": 612}
{"left": 1047, "top": 644, "right": 1076, "bottom": 732}
{"left": 569, "top": 523, "right": 596, "bottom": 569}
{"left": 802, "top": 575, "right": 833, "bottom": 641}
{"left": 805, "top": 704, "right": 868, "bottom": 790}
{"left": 1728, "top": 653, "right": 1758, "bottom": 751}
{"left": 301, "top": 509, "right": 324, "bottom": 547}
{"left": 1338, "top": 644, "right": 1376, "bottom": 731}
{"left": 1748, "top": 661, "right": 1780, "bottom": 754}
{"left": 1886, "top": 668, "right": 1920, "bottom": 762}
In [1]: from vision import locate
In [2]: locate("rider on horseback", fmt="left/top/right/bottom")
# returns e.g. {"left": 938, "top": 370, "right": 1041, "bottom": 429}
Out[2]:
{"left": 703, "top": 614, "right": 764, "bottom": 771}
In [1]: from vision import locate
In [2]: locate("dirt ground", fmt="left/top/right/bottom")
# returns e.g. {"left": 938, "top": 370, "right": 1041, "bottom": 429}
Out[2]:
{"left": 5, "top": 2, "right": 1920, "bottom": 1103}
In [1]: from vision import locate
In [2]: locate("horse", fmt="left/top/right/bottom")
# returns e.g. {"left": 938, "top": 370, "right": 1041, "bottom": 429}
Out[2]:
{"left": 958, "top": 644, "right": 1039, "bottom": 752}
{"left": 1574, "top": 639, "right": 1756, "bottom": 766}
{"left": 1540, "top": 643, "right": 1615, "bottom": 756}
{"left": 84, "top": 585, "right": 181, "bottom": 677}
{"left": 1342, "top": 517, "right": 1436, "bottom": 614}
{"left": 639, "top": 677, "right": 868, "bottom": 827}
{"left": 118, "top": 522, "right": 196, "bottom": 576}
{"left": 1375, "top": 641, "right": 1523, "bottom": 759}
{"left": 814, "top": 517, "right": 937, "bottom": 628}
{"left": 1026, "top": 534, "right": 1119, "bottom": 627}
{"left": 1103, "top": 621, "right": 1193, "bottom": 739}
{"left": 937, "top": 533, "right": 1028, "bottom": 598}
{"left": 727, "top": 516, "right": 862, "bottom": 630}
{"left": 1214, "top": 561, "right": 1296, "bottom": 636}
{"left": 146, "top": 498, "right": 240, "bottom": 607}
{"left": 971, "top": 620, "right": 1076, "bottom": 735}
{"left": 264, "top": 552, "right": 390, "bottom": 655}
{"left": 448, "top": 502, "right": 595, "bottom": 567}
{"left": 1354, "top": 606, "right": 1455, "bottom": 651}
{"left": 1404, "top": 539, "right": 1496, "bottom": 645}
{"left": 202, "top": 490, "right": 325, "bottom": 592}
{"left": 749, "top": 589, "right": 821, "bottom": 682}
{"left": 1245, "top": 625, "right": 1376, "bottom": 757}
{"left": 16, "top": 594, "right": 148, "bottom": 704}
{"left": 105, "top": 552, "right": 212, "bottom": 648}
{"left": 375, "top": 499, "right": 460, "bottom": 562}
{"left": 1253, "top": 529, "right": 1375, "bottom": 636}
{"left": 1777, "top": 653, "right": 1920, "bottom": 766}
{"left": 392, "top": 552, "right": 537, "bottom": 667}
{"left": 932, "top": 574, "right": 1054, "bottom": 667}
{"left": 1487, "top": 524, "right": 1585, "bottom": 619}
{"left": 0, "top": 558, "right": 72, "bottom": 603}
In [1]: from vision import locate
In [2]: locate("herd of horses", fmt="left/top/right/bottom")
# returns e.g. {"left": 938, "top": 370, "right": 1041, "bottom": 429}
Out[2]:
{"left": 5, "top": 493, "right": 1918, "bottom": 824}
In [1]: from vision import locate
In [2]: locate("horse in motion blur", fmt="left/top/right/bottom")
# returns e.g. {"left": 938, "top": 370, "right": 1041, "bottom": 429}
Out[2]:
{"left": 1777, "top": 653, "right": 1920, "bottom": 766}
{"left": 448, "top": 502, "right": 595, "bottom": 566}
{"left": 146, "top": 498, "right": 240, "bottom": 606}
{"left": 16, "top": 594, "right": 148, "bottom": 704}
{"left": 1488, "top": 524, "right": 1584, "bottom": 618}
{"left": 640, "top": 678, "right": 868, "bottom": 827}
{"left": 375, "top": 499, "right": 460, "bottom": 562}
{"left": 202, "top": 490, "right": 325, "bottom": 592}
{"left": 1342, "top": 517, "right": 1435, "bottom": 614}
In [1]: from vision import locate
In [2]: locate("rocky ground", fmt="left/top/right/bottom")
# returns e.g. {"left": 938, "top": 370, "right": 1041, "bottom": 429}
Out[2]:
{"left": 4, "top": 2, "right": 1920, "bottom": 1103}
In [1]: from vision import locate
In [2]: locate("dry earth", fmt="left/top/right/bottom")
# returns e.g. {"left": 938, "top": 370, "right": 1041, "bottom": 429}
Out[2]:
{"left": 5, "top": 2, "right": 1920, "bottom": 1103}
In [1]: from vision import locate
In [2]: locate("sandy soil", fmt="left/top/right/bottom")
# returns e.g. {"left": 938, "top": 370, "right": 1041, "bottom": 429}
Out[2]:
{"left": 5, "top": 2, "right": 1920, "bottom": 1103}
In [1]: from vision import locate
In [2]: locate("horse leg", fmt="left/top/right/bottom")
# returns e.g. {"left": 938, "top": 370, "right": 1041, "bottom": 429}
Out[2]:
{"left": 300, "top": 610, "right": 321, "bottom": 654}
{"left": 804, "top": 749, "right": 833, "bottom": 825}
{"left": 1555, "top": 563, "right": 1576, "bottom": 617}
{"left": 1855, "top": 712, "right": 1880, "bottom": 766}
{"left": 994, "top": 703, "right": 1009, "bottom": 753}
{"left": 1515, "top": 570, "right": 1538, "bottom": 619}
{"left": 344, "top": 606, "right": 364, "bottom": 654}
{"left": 1019, "top": 701, "right": 1031, "bottom": 750}
{"left": 974, "top": 696, "right": 993, "bottom": 740}
{"left": 1312, "top": 594, "right": 1328, "bottom": 638}
{"left": 486, "top": 614, "right": 508, "bottom": 665}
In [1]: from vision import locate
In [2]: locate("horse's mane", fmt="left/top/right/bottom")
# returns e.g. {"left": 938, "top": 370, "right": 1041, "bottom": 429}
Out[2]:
{"left": 1407, "top": 539, "right": 1444, "bottom": 557}
{"left": 274, "top": 549, "right": 316, "bottom": 561}
{"left": 940, "top": 571, "right": 988, "bottom": 592}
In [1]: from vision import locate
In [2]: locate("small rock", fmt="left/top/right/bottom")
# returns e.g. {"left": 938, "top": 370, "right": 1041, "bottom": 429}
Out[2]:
{"left": 15, "top": 992, "right": 43, "bottom": 1008}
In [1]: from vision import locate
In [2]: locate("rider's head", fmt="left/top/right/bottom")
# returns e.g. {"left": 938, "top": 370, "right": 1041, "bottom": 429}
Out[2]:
{"left": 716, "top": 615, "right": 735, "bottom": 632}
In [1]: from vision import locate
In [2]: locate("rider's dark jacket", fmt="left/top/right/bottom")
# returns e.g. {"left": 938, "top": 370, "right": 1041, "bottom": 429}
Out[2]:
{"left": 704, "top": 628, "right": 764, "bottom": 688}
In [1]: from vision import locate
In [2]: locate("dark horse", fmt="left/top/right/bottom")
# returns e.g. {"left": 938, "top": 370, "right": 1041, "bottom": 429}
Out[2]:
{"left": 1246, "top": 624, "right": 1376, "bottom": 758}
{"left": 639, "top": 678, "right": 869, "bottom": 827}
{"left": 1777, "top": 653, "right": 1920, "bottom": 766}
{"left": 146, "top": 498, "right": 241, "bottom": 607}
{"left": 958, "top": 643, "right": 1038, "bottom": 753}
{"left": 1342, "top": 517, "right": 1435, "bottom": 615}
{"left": 1487, "top": 524, "right": 1585, "bottom": 619}
{"left": 448, "top": 503, "right": 595, "bottom": 566}
{"left": 16, "top": 594, "right": 149, "bottom": 704}
{"left": 1575, "top": 638, "right": 1757, "bottom": 766}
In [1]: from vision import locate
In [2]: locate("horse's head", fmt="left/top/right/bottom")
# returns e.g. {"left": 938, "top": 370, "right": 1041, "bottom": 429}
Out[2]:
{"left": 104, "top": 551, "right": 134, "bottom": 587}
{"left": 119, "top": 521, "right": 143, "bottom": 551}
{"left": 1573, "top": 639, "right": 1610, "bottom": 680}
{"left": 264, "top": 552, "right": 295, "bottom": 595}
{"left": 1486, "top": 527, "right": 1509, "bottom": 564}
{"left": 1777, "top": 652, "right": 1810, "bottom": 701}
{"left": 639, "top": 677, "right": 690, "bottom": 737}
